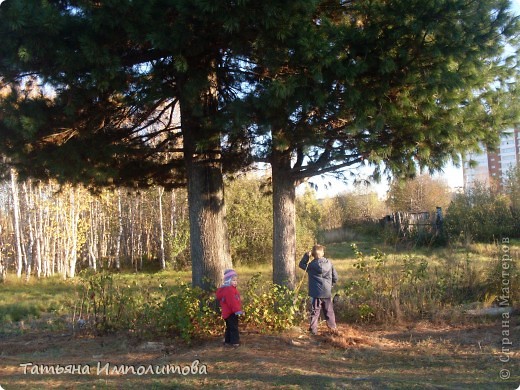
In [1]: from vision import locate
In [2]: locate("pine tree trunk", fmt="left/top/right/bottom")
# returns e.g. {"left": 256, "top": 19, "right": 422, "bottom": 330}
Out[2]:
{"left": 185, "top": 154, "right": 231, "bottom": 290}
{"left": 271, "top": 150, "right": 297, "bottom": 289}
{"left": 177, "top": 62, "right": 232, "bottom": 290}
{"left": 180, "top": 64, "right": 231, "bottom": 290}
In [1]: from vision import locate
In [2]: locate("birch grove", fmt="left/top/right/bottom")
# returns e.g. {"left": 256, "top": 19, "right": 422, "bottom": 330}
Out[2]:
{"left": 0, "top": 178, "right": 189, "bottom": 280}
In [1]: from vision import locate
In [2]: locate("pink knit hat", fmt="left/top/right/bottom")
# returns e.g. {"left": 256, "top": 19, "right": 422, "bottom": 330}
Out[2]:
{"left": 224, "top": 269, "right": 237, "bottom": 283}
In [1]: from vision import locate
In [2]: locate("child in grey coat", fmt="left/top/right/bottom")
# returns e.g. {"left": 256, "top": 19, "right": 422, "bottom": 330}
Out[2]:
{"left": 299, "top": 244, "right": 338, "bottom": 335}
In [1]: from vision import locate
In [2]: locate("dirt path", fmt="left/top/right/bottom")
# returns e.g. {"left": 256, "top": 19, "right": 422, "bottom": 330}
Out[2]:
{"left": 1, "top": 320, "right": 519, "bottom": 389}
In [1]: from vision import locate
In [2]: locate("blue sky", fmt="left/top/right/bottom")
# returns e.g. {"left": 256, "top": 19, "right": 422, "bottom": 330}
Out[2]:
{"left": 513, "top": 0, "right": 520, "bottom": 14}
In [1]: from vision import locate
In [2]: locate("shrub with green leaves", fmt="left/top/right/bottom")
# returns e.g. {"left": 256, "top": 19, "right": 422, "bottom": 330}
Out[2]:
{"left": 153, "top": 283, "right": 222, "bottom": 342}
{"left": 242, "top": 273, "right": 306, "bottom": 332}
{"left": 226, "top": 177, "right": 273, "bottom": 264}
{"left": 78, "top": 270, "right": 147, "bottom": 334}
{"left": 77, "top": 270, "right": 308, "bottom": 341}
{"left": 445, "top": 184, "right": 516, "bottom": 243}
{"left": 151, "top": 274, "right": 307, "bottom": 340}
{"left": 225, "top": 176, "right": 320, "bottom": 264}
{"left": 337, "top": 244, "right": 505, "bottom": 323}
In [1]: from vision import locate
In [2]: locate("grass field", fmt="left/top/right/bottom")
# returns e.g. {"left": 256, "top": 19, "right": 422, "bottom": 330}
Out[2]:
{"left": 0, "top": 239, "right": 519, "bottom": 389}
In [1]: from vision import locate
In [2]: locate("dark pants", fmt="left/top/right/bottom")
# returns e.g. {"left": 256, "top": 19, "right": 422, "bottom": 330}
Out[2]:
{"left": 224, "top": 313, "right": 240, "bottom": 345}
{"left": 309, "top": 297, "right": 336, "bottom": 334}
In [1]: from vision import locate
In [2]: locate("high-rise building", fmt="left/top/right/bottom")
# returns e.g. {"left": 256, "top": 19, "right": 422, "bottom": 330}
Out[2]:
{"left": 463, "top": 128, "right": 520, "bottom": 190}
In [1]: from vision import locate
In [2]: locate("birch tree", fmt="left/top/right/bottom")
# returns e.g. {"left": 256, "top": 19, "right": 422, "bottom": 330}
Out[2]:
{"left": 158, "top": 186, "right": 166, "bottom": 270}
{"left": 115, "top": 189, "right": 123, "bottom": 271}
{"left": 10, "top": 169, "right": 23, "bottom": 278}
{"left": 22, "top": 181, "right": 35, "bottom": 280}
{"left": 0, "top": 221, "right": 7, "bottom": 282}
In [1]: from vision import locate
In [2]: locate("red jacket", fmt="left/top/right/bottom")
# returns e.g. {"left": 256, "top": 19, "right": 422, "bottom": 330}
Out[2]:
{"left": 216, "top": 285, "right": 242, "bottom": 319}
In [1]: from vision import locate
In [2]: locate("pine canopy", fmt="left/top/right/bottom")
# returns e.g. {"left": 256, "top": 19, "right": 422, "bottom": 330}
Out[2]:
{"left": 0, "top": 0, "right": 519, "bottom": 187}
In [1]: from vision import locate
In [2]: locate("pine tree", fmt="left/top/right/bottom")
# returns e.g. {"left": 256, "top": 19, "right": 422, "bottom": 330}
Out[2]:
{"left": 245, "top": 0, "right": 520, "bottom": 287}
{"left": 0, "top": 0, "right": 262, "bottom": 288}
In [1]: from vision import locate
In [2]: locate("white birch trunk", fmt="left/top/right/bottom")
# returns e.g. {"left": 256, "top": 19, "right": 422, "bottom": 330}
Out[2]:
{"left": 169, "top": 190, "right": 177, "bottom": 268}
{"left": 0, "top": 224, "right": 5, "bottom": 282}
{"left": 22, "top": 181, "right": 36, "bottom": 281}
{"left": 36, "top": 183, "right": 45, "bottom": 278}
{"left": 115, "top": 189, "right": 122, "bottom": 270}
{"left": 68, "top": 188, "right": 79, "bottom": 278}
{"left": 129, "top": 194, "right": 135, "bottom": 269}
{"left": 56, "top": 198, "right": 66, "bottom": 278}
{"left": 100, "top": 200, "right": 108, "bottom": 265}
{"left": 138, "top": 193, "right": 144, "bottom": 271}
{"left": 10, "top": 169, "right": 24, "bottom": 278}
{"left": 88, "top": 200, "right": 98, "bottom": 271}
{"left": 158, "top": 187, "right": 166, "bottom": 270}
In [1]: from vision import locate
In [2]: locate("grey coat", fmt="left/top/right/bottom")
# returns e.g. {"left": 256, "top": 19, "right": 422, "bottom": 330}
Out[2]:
{"left": 299, "top": 253, "right": 338, "bottom": 298}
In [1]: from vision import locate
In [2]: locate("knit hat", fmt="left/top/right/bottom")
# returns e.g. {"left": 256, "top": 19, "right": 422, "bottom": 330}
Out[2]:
{"left": 223, "top": 269, "right": 238, "bottom": 284}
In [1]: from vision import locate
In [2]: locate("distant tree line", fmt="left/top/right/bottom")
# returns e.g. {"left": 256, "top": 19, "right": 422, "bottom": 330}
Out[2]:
{"left": 0, "top": 172, "right": 190, "bottom": 281}
{"left": 320, "top": 169, "right": 520, "bottom": 244}
{"left": 0, "top": 173, "right": 320, "bottom": 281}
{"left": 1, "top": 167, "right": 519, "bottom": 282}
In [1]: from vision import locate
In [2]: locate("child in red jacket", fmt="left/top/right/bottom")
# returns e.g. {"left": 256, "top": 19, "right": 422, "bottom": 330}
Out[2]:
{"left": 216, "top": 269, "right": 243, "bottom": 347}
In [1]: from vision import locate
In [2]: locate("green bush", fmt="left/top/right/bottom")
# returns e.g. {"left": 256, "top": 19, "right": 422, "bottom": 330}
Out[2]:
{"left": 78, "top": 270, "right": 147, "bottom": 334}
{"left": 166, "top": 219, "right": 191, "bottom": 270}
{"left": 483, "top": 251, "right": 519, "bottom": 306}
{"left": 242, "top": 273, "right": 306, "bottom": 332}
{"left": 225, "top": 176, "right": 320, "bottom": 264}
{"left": 153, "top": 283, "right": 222, "bottom": 342}
{"left": 151, "top": 275, "right": 306, "bottom": 340}
{"left": 337, "top": 244, "right": 503, "bottom": 323}
{"left": 77, "top": 270, "right": 306, "bottom": 341}
{"left": 226, "top": 177, "right": 273, "bottom": 264}
{"left": 296, "top": 186, "right": 322, "bottom": 252}
{"left": 445, "top": 184, "right": 515, "bottom": 243}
